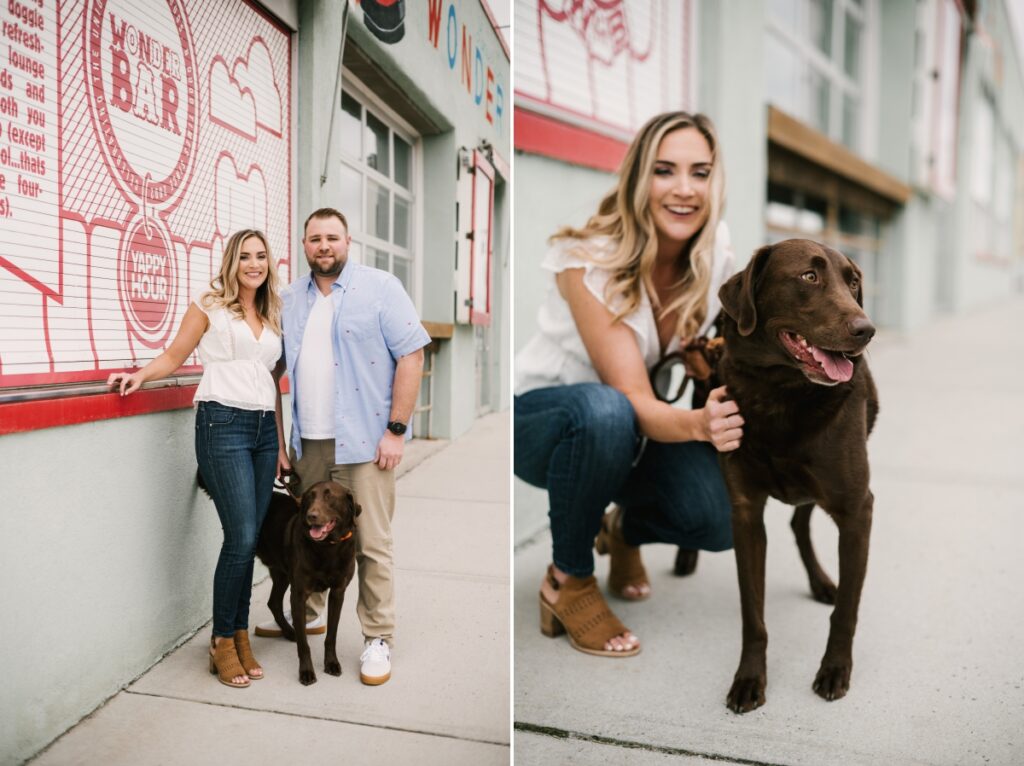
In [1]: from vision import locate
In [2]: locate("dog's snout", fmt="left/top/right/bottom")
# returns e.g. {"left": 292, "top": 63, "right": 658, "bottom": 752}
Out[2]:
{"left": 847, "top": 317, "right": 875, "bottom": 341}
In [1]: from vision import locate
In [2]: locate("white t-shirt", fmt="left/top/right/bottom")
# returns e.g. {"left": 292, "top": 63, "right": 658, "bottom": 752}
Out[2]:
{"left": 192, "top": 301, "right": 281, "bottom": 411}
{"left": 294, "top": 290, "right": 336, "bottom": 438}
{"left": 514, "top": 220, "right": 735, "bottom": 395}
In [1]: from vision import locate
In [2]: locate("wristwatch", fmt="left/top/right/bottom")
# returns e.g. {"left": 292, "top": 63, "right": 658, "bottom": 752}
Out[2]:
{"left": 386, "top": 420, "right": 407, "bottom": 436}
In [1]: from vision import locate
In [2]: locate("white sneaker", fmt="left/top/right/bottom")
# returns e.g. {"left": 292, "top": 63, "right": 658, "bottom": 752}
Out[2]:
{"left": 360, "top": 638, "right": 391, "bottom": 685}
{"left": 254, "top": 609, "right": 327, "bottom": 637}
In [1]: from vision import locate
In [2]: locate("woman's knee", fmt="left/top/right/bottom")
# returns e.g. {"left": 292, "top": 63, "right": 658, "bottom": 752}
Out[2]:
{"left": 221, "top": 518, "right": 260, "bottom": 556}
{"left": 567, "top": 384, "right": 637, "bottom": 451}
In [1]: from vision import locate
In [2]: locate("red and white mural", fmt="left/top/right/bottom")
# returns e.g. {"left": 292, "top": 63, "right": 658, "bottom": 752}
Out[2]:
{"left": 0, "top": 0, "right": 291, "bottom": 387}
{"left": 514, "top": 0, "right": 693, "bottom": 143}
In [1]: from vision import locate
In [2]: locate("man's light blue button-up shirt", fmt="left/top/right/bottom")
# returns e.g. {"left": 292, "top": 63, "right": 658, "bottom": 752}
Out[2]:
{"left": 281, "top": 262, "right": 431, "bottom": 465}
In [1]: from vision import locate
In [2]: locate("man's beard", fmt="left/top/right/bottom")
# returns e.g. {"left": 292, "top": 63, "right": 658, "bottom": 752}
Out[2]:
{"left": 310, "top": 257, "right": 344, "bottom": 277}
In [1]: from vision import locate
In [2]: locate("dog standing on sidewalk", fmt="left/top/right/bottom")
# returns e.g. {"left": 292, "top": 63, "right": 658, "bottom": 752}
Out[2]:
{"left": 256, "top": 478, "right": 361, "bottom": 685}
{"left": 716, "top": 239, "right": 879, "bottom": 712}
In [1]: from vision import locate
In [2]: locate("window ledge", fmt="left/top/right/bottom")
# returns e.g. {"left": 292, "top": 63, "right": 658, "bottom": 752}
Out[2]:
{"left": 767, "top": 105, "right": 912, "bottom": 204}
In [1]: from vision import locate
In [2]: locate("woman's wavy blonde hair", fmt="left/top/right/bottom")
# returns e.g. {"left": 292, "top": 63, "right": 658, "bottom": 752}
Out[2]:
{"left": 202, "top": 229, "right": 282, "bottom": 334}
{"left": 552, "top": 111, "right": 725, "bottom": 340}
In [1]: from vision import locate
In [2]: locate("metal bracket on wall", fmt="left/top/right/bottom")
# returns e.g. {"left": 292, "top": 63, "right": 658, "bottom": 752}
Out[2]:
{"left": 320, "top": 1, "right": 351, "bottom": 186}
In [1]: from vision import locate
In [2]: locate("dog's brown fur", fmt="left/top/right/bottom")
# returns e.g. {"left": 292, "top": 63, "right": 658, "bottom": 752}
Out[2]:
{"left": 256, "top": 480, "right": 360, "bottom": 685}
{"left": 717, "top": 239, "right": 879, "bottom": 713}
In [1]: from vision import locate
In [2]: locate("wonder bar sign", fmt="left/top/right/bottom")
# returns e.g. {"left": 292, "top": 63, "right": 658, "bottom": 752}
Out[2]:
{"left": 0, "top": 0, "right": 292, "bottom": 387}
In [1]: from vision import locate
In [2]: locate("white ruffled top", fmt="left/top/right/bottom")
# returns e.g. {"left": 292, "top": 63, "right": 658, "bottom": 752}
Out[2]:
{"left": 514, "top": 220, "right": 735, "bottom": 395}
{"left": 192, "top": 300, "right": 282, "bottom": 411}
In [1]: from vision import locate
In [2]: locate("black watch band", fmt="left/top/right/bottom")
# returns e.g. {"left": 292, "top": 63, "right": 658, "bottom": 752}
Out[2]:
{"left": 387, "top": 420, "right": 407, "bottom": 436}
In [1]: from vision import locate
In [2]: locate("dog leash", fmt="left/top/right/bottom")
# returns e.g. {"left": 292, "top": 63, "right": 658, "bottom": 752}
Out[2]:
{"left": 274, "top": 468, "right": 302, "bottom": 498}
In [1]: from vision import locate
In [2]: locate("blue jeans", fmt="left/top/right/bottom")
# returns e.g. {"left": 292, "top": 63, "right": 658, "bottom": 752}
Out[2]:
{"left": 195, "top": 401, "right": 278, "bottom": 637}
{"left": 514, "top": 383, "right": 733, "bottom": 578}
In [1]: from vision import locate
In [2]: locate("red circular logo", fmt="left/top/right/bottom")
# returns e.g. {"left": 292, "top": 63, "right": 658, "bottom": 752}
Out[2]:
{"left": 87, "top": 0, "right": 197, "bottom": 204}
{"left": 118, "top": 219, "right": 177, "bottom": 345}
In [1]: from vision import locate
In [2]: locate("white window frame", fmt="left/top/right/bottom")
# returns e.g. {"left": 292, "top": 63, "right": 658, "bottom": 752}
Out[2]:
{"left": 910, "top": 0, "right": 961, "bottom": 198}
{"left": 764, "top": 0, "right": 876, "bottom": 154}
{"left": 337, "top": 73, "right": 422, "bottom": 306}
{"left": 470, "top": 150, "right": 495, "bottom": 326}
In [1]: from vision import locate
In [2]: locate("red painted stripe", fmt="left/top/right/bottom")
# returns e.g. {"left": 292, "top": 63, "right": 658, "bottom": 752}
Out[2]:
{"left": 0, "top": 387, "right": 199, "bottom": 435}
{"left": 0, "top": 378, "right": 290, "bottom": 435}
{"left": 514, "top": 109, "right": 628, "bottom": 173}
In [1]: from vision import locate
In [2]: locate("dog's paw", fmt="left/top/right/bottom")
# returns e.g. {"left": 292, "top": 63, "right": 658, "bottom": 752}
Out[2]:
{"left": 726, "top": 675, "right": 766, "bottom": 714}
{"left": 810, "top": 578, "right": 837, "bottom": 605}
{"left": 813, "top": 661, "right": 851, "bottom": 701}
{"left": 324, "top": 658, "right": 342, "bottom": 676}
{"left": 299, "top": 668, "right": 318, "bottom": 685}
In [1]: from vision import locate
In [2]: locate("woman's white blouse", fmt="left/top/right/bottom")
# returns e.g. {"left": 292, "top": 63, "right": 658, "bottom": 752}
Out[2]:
{"left": 514, "top": 220, "right": 735, "bottom": 396}
{"left": 192, "top": 300, "right": 282, "bottom": 411}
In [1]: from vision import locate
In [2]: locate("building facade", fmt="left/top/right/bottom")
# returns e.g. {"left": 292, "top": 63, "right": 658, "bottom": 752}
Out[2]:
{"left": 0, "top": 1, "right": 509, "bottom": 761}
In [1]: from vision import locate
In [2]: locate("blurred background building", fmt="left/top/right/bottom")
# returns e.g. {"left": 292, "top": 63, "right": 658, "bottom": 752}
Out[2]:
{"left": 514, "top": 0, "right": 1024, "bottom": 538}
{"left": 515, "top": 0, "right": 1023, "bottom": 336}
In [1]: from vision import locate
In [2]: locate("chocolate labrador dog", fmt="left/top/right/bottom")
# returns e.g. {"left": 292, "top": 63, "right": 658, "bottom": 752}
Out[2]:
{"left": 256, "top": 479, "right": 360, "bottom": 685}
{"left": 717, "top": 239, "right": 879, "bottom": 713}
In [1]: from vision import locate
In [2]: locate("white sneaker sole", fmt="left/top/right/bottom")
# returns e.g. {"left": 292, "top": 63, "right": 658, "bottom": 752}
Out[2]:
{"left": 360, "top": 670, "right": 391, "bottom": 686}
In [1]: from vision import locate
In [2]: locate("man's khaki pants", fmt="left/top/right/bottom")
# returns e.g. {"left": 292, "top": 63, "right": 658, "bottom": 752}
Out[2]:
{"left": 290, "top": 438, "right": 396, "bottom": 642}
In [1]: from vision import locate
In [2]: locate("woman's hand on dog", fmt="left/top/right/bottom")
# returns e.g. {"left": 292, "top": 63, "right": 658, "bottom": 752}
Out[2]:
{"left": 106, "top": 371, "right": 144, "bottom": 396}
{"left": 702, "top": 386, "right": 744, "bottom": 452}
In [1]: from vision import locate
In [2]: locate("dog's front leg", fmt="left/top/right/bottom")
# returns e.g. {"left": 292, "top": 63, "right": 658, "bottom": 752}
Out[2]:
{"left": 726, "top": 491, "right": 770, "bottom": 714}
{"left": 323, "top": 585, "right": 345, "bottom": 676}
{"left": 814, "top": 491, "right": 873, "bottom": 701}
{"left": 291, "top": 585, "right": 317, "bottom": 685}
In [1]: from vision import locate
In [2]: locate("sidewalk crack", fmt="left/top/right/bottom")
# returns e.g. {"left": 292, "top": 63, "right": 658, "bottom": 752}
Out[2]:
{"left": 514, "top": 721, "right": 794, "bottom": 766}
{"left": 125, "top": 689, "right": 510, "bottom": 748}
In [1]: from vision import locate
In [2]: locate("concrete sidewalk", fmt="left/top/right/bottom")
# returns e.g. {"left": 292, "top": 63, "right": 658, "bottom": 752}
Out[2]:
{"left": 32, "top": 412, "right": 510, "bottom": 766}
{"left": 514, "top": 297, "right": 1024, "bottom": 765}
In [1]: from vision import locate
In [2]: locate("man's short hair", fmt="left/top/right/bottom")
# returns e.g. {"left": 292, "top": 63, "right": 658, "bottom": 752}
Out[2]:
{"left": 304, "top": 207, "right": 349, "bottom": 235}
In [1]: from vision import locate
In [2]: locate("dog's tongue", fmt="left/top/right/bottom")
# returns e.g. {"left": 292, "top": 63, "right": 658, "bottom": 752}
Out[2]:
{"left": 309, "top": 520, "right": 336, "bottom": 541}
{"left": 811, "top": 346, "right": 854, "bottom": 382}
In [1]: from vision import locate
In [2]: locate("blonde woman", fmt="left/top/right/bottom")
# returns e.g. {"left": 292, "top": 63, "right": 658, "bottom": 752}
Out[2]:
{"left": 515, "top": 112, "right": 744, "bottom": 657}
{"left": 108, "top": 229, "right": 287, "bottom": 688}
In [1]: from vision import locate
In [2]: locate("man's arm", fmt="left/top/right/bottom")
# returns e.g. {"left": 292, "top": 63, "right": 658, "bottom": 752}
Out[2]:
{"left": 374, "top": 347, "right": 426, "bottom": 471}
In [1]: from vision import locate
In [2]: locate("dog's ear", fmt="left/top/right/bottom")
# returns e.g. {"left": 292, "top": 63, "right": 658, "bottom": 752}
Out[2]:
{"left": 350, "top": 494, "right": 362, "bottom": 518}
{"left": 845, "top": 255, "right": 865, "bottom": 308}
{"left": 719, "top": 245, "right": 773, "bottom": 336}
